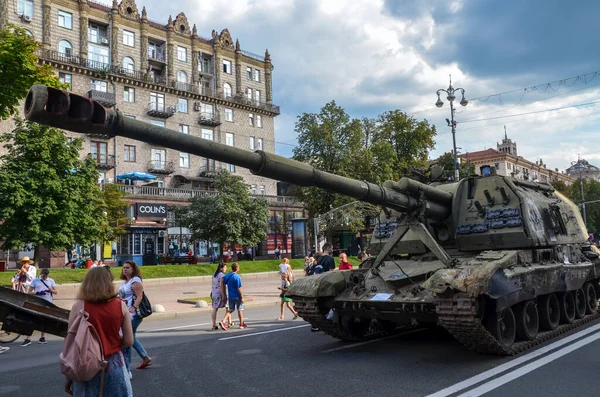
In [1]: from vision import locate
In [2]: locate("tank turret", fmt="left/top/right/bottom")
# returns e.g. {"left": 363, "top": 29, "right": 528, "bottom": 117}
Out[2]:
{"left": 22, "top": 85, "right": 600, "bottom": 355}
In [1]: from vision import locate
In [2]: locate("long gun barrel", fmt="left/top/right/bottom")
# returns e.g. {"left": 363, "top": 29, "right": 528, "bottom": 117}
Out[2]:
{"left": 24, "top": 85, "right": 452, "bottom": 221}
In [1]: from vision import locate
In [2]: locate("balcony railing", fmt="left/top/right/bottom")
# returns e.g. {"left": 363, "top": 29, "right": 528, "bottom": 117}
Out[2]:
{"left": 101, "top": 184, "right": 301, "bottom": 206}
{"left": 198, "top": 111, "right": 221, "bottom": 127}
{"left": 240, "top": 49, "right": 264, "bottom": 62}
{"left": 148, "top": 49, "right": 166, "bottom": 62}
{"left": 172, "top": 81, "right": 196, "bottom": 93}
{"left": 87, "top": 90, "right": 116, "bottom": 107}
{"left": 147, "top": 102, "right": 176, "bottom": 118}
{"left": 91, "top": 154, "right": 115, "bottom": 169}
{"left": 198, "top": 65, "right": 214, "bottom": 75}
{"left": 199, "top": 163, "right": 224, "bottom": 177}
{"left": 147, "top": 160, "right": 175, "bottom": 174}
{"left": 88, "top": 35, "right": 110, "bottom": 46}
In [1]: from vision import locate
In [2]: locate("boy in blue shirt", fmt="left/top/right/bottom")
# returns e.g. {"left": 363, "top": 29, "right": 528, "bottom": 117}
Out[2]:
{"left": 219, "top": 263, "right": 248, "bottom": 330}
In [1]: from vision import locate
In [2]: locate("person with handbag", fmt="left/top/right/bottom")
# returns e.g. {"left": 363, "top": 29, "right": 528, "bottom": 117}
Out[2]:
{"left": 118, "top": 260, "right": 152, "bottom": 378}
{"left": 65, "top": 267, "right": 134, "bottom": 396}
{"left": 21, "top": 268, "right": 57, "bottom": 346}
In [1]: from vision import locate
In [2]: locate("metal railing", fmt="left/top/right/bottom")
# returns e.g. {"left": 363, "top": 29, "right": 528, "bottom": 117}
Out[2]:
{"left": 240, "top": 49, "right": 264, "bottom": 62}
{"left": 147, "top": 160, "right": 175, "bottom": 173}
{"left": 148, "top": 48, "right": 166, "bottom": 62}
{"left": 147, "top": 102, "right": 176, "bottom": 117}
{"left": 87, "top": 90, "right": 115, "bottom": 106}
{"left": 90, "top": 154, "right": 115, "bottom": 168}
{"left": 198, "top": 64, "right": 214, "bottom": 75}
{"left": 172, "top": 81, "right": 196, "bottom": 93}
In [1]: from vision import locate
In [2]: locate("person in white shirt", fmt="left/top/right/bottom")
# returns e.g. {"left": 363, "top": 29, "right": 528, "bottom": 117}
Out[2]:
{"left": 22, "top": 268, "right": 57, "bottom": 346}
{"left": 12, "top": 256, "right": 37, "bottom": 293}
{"left": 278, "top": 258, "right": 294, "bottom": 282}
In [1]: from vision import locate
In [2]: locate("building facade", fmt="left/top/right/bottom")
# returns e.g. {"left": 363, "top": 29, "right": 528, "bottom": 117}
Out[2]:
{"left": 460, "top": 134, "right": 574, "bottom": 185}
{"left": 0, "top": 0, "right": 306, "bottom": 266}
{"left": 565, "top": 159, "right": 600, "bottom": 182}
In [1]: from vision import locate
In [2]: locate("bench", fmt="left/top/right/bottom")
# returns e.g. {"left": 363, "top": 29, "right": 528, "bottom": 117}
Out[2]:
{"left": 158, "top": 256, "right": 195, "bottom": 265}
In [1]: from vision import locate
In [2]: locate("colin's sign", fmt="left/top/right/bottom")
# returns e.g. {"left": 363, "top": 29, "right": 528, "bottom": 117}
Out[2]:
{"left": 136, "top": 203, "right": 168, "bottom": 219}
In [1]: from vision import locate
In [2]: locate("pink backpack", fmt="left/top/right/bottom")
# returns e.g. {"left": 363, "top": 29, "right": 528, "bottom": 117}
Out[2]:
{"left": 59, "top": 301, "right": 107, "bottom": 386}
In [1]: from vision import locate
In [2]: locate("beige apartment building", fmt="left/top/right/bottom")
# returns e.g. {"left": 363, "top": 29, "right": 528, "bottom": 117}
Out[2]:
{"left": 0, "top": 0, "right": 306, "bottom": 266}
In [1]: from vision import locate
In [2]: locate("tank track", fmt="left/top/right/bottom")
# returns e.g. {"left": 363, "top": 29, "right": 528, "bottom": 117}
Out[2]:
{"left": 436, "top": 294, "right": 600, "bottom": 355}
{"left": 293, "top": 297, "right": 384, "bottom": 342}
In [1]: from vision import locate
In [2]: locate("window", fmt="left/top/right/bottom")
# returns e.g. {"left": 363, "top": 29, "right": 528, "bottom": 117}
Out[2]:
{"left": 91, "top": 80, "right": 107, "bottom": 92}
{"left": 200, "top": 103, "right": 213, "bottom": 118}
{"left": 58, "top": 10, "right": 72, "bottom": 29}
{"left": 124, "top": 145, "right": 136, "bottom": 162}
{"left": 226, "top": 132, "right": 235, "bottom": 147}
{"left": 257, "top": 115, "right": 263, "bottom": 128}
{"left": 223, "top": 83, "right": 232, "bottom": 98}
{"left": 123, "top": 30, "right": 134, "bottom": 47}
{"left": 251, "top": 184, "right": 257, "bottom": 195}
{"left": 18, "top": 0, "right": 33, "bottom": 17}
{"left": 247, "top": 67, "right": 252, "bottom": 80}
{"left": 88, "top": 44, "right": 109, "bottom": 65}
{"left": 254, "top": 69, "right": 260, "bottom": 82}
{"left": 151, "top": 149, "right": 166, "bottom": 169}
{"left": 199, "top": 57, "right": 211, "bottom": 73}
{"left": 257, "top": 138, "right": 263, "bottom": 150}
{"left": 225, "top": 108, "right": 233, "bottom": 122}
{"left": 249, "top": 137, "right": 255, "bottom": 150}
{"left": 246, "top": 88, "right": 252, "bottom": 101}
{"left": 176, "top": 71, "right": 188, "bottom": 89}
{"left": 58, "top": 40, "right": 73, "bottom": 57}
{"left": 222, "top": 60, "right": 232, "bottom": 74}
{"left": 151, "top": 120, "right": 165, "bottom": 127}
{"left": 249, "top": 113, "right": 254, "bottom": 126}
{"left": 59, "top": 72, "right": 72, "bottom": 88}
{"left": 177, "top": 46, "right": 187, "bottom": 62}
{"left": 179, "top": 124, "right": 189, "bottom": 134}
{"left": 260, "top": 185, "right": 265, "bottom": 195}
{"left": 180, "top": 152, "right": 190, "bottom": 168}
{"left": 178, "top": 98, "right": 188, "bottom": 113}
{"left": 88, "top": 24, "right": 107, "bottom": 45}
{"left": 255, "top": 90, "right": 261, "bottom": 103}
{"left": 148, "top": 42, "right": 163, "bottom": 61}
{"left": 150, "top": 93, "right": 165, "bottom": 112}
{"left": 122, "top": 57, "right": 135, "bottom": 72}
{"left": 90, "top": 141, "right": 108, "bottom": 164}
{"left": 123, "top": 87, "right": 135, "bottom": 102}
{"left": 202, "top": 128, "right": 213, "bottom": 141}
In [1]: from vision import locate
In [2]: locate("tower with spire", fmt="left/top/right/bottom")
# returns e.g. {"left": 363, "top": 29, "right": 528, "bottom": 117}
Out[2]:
{"left": 497, "top": 126, "right": 517, "bottom": 156}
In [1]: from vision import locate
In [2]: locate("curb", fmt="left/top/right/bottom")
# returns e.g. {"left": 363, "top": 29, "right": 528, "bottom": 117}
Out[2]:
{"left": 143, "top": 299, "right": 282, "bottom": 322}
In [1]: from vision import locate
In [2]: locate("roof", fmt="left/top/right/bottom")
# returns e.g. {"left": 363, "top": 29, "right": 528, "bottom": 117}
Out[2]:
{"left": 461, "top": 149, "right": 504, "bottom": 161}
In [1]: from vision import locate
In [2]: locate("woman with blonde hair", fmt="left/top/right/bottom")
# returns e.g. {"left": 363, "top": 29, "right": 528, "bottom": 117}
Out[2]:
{"left": 64, "top": 267, "right": 133, "bottom": 396}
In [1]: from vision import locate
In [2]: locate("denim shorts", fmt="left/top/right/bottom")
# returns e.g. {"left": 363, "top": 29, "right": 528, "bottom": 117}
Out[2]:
{"left": 228, "top": 298, "right": 243, "bottom": 312}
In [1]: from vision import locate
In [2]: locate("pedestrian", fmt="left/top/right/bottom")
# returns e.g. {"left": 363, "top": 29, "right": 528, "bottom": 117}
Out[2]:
{"left": 278, "top": 257, "right": 294, "bottom": 282}
{"left": 275, "top": 246, "right": 281, "bottom": 259}
{"left": 211, "top": 263, "right": 228, "bottom": 330}
{"left": 12, "top": 256, "right": 37, "bottom": 292}
{"left": 118, "top": 260, "right": 152, "bottom": 378}
{"left": 219, "top": 263, "right": 247, "bottom": 330}
{"left": 21, "top": 268, "right": 57, "bottom": 346}
{"left": 64, "top": 267, "right": 133, "bottom": 397}
{"left": 276, "top": 273, "right": 298, "bottom": 321}
{"left": 303, "top": 256, "right": 313, "bottom": 276}
{"left": 338, "top": 252, "right": 352, "bottom": 270}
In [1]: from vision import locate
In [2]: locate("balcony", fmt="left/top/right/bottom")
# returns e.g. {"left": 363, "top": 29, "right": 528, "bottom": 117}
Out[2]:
{"left": 89, "top": 35, "right": 110, "bottom": 46}
{"left": 147, "top": 160, "right": 175, "bottom": 174}
{"left": 172, "top": 81, "right": 196, "bottom": 93}
{"left": 198, "top": 111, "right": 221, "bottom": 127}
{"left": 199, "top": 164, "right": 224, "bottom": 178}
{"left": 198, "top": 65, "right": 214, "bottom": 76}
{"left": 87, "top": 90, "right": 116, "bottom": 107}
{"left": 148, "top": 48, "right": 166, "bottom": 63}
{"left": 147, "top": 103, "right": 176, "bottom": 118}
{"left": 91, "top": 154, "right": 115, "bottom": 170}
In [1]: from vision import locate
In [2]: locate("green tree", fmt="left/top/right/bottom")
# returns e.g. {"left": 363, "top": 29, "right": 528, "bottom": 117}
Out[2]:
{"left": 182, "top": 170, "right": 269, "bottom": 251}
{"left": 102, "top": 184, "right": 129, "bottom": 239}
{"left": 0, "top": 24, "right": 66, "bottom": 119}
{"left": 564, "top": 179, "right": 600, "bottom": 234}
{"left": 0, "top": 120, "right": 109, "bottom": 263}
{"left": 435, "top": 152, "right": 476, "bottom": 180}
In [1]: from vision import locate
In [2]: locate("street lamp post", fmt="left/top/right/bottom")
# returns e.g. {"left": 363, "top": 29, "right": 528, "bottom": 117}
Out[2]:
{"left": 436, "top": 75, "right": 468, "bottom": 181}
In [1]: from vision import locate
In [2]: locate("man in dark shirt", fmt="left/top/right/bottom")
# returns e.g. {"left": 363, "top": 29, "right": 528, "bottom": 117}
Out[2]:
{"left": 311, "top": 243, "right": 334, "bottom": 332}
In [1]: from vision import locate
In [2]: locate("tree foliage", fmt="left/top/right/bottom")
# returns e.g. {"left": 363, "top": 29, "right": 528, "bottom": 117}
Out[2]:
{"left": 553, "top": 178, "right": 600, "bottom": 234}
{"left": 435, "top": 152, "right": 476, "bottom": 180}
{"left": 0, "top": 120, "right": 109, "bottom": 258}
{"left": 291, "top": 101, "right": 437, "bottom": 233}
{"left": 102, "top": 184, "right": 129, "bottom": 239}
{"left": 182, "top": 170, "right": 269, "bottom": 248}
{"left": 0, "top": 25, "right": 66, "bottom": 119}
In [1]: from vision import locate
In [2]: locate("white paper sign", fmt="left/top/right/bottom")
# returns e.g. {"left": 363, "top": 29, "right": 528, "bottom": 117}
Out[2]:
{"left": 370, "top": 293, "right": 392, "bottom": 301}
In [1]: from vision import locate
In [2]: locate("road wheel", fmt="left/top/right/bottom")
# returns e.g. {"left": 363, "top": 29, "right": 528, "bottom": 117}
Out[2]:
{"left": 488, "top": 307, "right": 516, "bottom": 348}
{"left": 584, "top": 282, "right": 598, "bottom": 314}
{"left": 539, "top": 293, "right": 560, "bottom": 330}
{"left": 0, "top": 323, "right": 20, "bottom": 344}
{"left": 515, "top": 300, "right": 538, "bottom": 341}
{"left": 559, "top": 291, "right": 576, "bottom": 324}
{"left": 341, "top": 316, "right": 371, "bottom": 339}
{"left": 574, "top": 288, "right": 587, "bottom": 319}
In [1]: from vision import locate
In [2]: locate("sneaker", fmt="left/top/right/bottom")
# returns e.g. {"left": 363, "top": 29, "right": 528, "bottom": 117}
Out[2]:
{"left": 239, "top": 323, "right": 248, "bottom": 329}
{"left": 38, "top": 337, "right": 47, "bottom": 344}
{"left": 20, "top": 339, "right": 31, "bottom": 347}
{"left": 0, "top": 346, "right": 9, "bottom": 354}
{"left": 218, "top": 321, "right": 228, "bottom": 331}
{"left": 128, "top": 371, "right": 132, "bottom": 380}
{"left": 310, "top": 327, "right": 320, "bottom": 332}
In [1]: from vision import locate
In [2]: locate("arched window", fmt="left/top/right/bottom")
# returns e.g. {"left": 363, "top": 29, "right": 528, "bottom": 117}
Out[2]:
{"left": 223, "top": 83, "right": 232, "bottom": 98}
{"left": 24, "top": 29, "right": 33, "bottom": 37}
{"left": 177, "top": 71, "right": 187, "bottom": 83}
{"left": 122, "top": 57, "right": 135, "bottom": 72}
{"left": 58, "top": 40, "right": 73, "bottom": 57}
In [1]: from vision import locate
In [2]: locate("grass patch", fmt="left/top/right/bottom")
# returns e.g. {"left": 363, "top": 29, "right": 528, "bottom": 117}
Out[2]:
{"left": 0, "top": 257, "right": 362, "bottom": 287}
{"left": 183, "top": 296, "right": 212, "bottom": 303}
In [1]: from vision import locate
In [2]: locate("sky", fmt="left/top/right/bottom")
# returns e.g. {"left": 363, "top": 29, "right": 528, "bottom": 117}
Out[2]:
{"left": 135, "top": 0, "right": 600, "bottom": 172}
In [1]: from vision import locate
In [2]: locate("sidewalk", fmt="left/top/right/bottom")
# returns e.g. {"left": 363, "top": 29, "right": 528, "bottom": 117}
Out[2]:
{"left": 51, "top": 270, "right": 305, "bottom": 321}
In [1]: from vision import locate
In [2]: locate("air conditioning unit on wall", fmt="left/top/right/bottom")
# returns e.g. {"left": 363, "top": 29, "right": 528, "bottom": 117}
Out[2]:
{"left": 100, "top": 37, "right": 109, "bottom": 45}
{"left": 158, "top": 231, "right": 165, "bottom": 237}
{"left": 21, "top": 14, "right": 32, "bottom": 22}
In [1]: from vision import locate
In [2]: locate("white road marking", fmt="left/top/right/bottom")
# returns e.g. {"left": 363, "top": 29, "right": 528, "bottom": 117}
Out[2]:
{"left": 426, "top": 322, "right": 600, "bottom": 397}
{"left": 218, "top": 324, "right": 311, "bottom": 340}
{"left": 320, "top": 328, "right": 425, "bottom": 353}
{"left": 141, "top": 322, "right": 212, "bottom": 333}
{"left": 457, "top": 330, "right": 600, "bottom": 397}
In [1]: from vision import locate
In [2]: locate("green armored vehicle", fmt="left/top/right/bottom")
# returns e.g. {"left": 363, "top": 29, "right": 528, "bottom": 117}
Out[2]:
{"left": 23, "top": 85, "right": 600, "bottom": 354}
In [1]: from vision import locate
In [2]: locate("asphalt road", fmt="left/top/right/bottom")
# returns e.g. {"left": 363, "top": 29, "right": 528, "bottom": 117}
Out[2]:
{"left": 1, "top": 306, "right": 599, "bottom": 397}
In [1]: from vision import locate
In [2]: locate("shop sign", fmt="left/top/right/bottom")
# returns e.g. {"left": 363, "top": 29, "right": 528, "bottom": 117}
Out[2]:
{"left": 136, "top": 203, "right": 168, "bottom": 219}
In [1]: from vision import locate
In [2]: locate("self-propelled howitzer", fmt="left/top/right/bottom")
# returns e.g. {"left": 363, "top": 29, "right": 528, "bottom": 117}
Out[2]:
{"left": 23, "top": 85, "right": 600, "bottom": 354}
